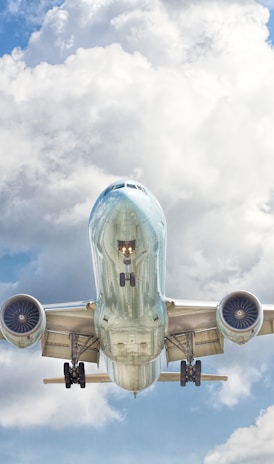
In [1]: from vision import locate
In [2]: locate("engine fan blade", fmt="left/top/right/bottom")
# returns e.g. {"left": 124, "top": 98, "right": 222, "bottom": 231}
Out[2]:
{"left": 3, "top": 299, "right": 40, "bottom": 334}
{"left": 222, "top": 296, "right": 258, "bottom": 330}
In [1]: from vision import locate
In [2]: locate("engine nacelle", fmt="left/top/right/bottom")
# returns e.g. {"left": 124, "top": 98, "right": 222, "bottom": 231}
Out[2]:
{"left": 0, "top": 294, "right": 46, "bottom": 348}
{"left": 216, "top": 290, "right": 263, "bottom": 344}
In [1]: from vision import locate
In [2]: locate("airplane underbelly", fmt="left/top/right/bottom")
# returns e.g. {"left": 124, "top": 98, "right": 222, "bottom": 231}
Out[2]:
{"left": 107, "top": 356, "right": 161, "bottom": 392}
{"left": 99, "top": 314, "right": 165, "bottom": 364}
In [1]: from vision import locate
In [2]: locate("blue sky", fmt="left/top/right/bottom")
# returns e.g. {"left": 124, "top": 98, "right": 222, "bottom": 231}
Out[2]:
{"left": 1, "top": 1, "right": 274, "bottom": 463}
{"left": 0, "top": 1, "right": 62, "bottom": 55}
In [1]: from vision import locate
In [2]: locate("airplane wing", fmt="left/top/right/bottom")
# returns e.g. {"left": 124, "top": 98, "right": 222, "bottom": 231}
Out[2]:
{"left": 41, "top": 300, "right": 100, "bottom": 364}
{"left": 165, "top": 299, "right": 274, "bottom": 363}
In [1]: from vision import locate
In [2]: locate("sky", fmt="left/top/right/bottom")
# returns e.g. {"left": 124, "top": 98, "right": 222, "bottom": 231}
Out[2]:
{"left": 1, "top": 0, "right": 274, "bottom": 462}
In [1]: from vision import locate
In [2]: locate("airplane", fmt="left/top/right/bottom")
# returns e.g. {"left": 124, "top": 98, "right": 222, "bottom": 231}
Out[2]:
{"left": 1, "top": 179, "right": 274, "bottom": 395}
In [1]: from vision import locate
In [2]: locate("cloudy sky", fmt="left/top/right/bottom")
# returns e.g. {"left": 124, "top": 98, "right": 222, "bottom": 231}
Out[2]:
{"left": 1, "top": 0, "right": 274, "bottom": 462}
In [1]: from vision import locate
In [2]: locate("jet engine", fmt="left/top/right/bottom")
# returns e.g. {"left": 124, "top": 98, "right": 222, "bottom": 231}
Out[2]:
{"left": 216, "top": 291, "right": 263, "bottom": 344}
{"left": 0, "top": 294, "right": 46, "bottom": 348}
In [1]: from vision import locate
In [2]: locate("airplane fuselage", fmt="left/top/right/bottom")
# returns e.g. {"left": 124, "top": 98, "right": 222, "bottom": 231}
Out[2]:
{"left": 89, "top": 181, "right": 167, "bottom": 392}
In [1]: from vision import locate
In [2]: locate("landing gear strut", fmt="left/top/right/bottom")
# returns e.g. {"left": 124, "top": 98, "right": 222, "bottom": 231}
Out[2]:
{"left": 64, "top": 333, "right": 86, "bottom": 388}
{"left": 166, "top": 331, "right": 202, "bottom": 387}
{"left": 180, "top": 360, "right": 201, "bottom": 387}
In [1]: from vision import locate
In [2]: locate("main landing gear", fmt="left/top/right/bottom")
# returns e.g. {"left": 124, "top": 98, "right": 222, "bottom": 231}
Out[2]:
{"left": 166, "top": 331, "right": 202, "bottom": 387}
{"left": 63, "top": 333, "right": 87, "bottom": 388}
{"left": 64, "top": 361, "right": 86, "bottom": 389}
{"left": 180, "top": 360, "right": 201, "bottom": 387}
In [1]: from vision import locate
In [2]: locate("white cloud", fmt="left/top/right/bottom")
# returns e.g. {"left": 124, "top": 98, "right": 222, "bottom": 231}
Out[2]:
{"left": 205, "top": 335, "right": 274, "bottom": 408}
{"left": 0, "top": 345, "right": 122, "bottom": 428}
{"left": 21, "top": 0, "right": 270, "bottom": 67}
{"left": 209, "top": 365, "right": 262, "bottom": 408}
{"left": 204, "top": 406, "right": 274, "bottom": 463}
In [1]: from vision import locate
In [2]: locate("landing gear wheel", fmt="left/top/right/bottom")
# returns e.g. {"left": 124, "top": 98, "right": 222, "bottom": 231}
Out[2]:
{"left": 120, "top": 273, "right": 125, "bottom": 287}
{"left": 130, "top": 273, "right": 135, "bottom": 287}
{"left": 180, "top": 360, "right": 187, "bottom": 387}
{"left": 64, "top": 362, "right": 71, "bottom": 389}
{"left": 78, "top": 362, "right": 86, "bottom": 389}
{"left": 194, "top": 360, "right": 201, "bottom": 387}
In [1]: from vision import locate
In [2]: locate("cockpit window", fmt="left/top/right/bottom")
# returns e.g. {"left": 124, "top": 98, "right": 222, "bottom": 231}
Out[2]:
{"left": 104, "top": 182, "right": 147, "bottom": 195}
{"left": 112, "top": 183, "right": 125, "bottom": 190}
{"left": 137, "top": 185, "right": 147, "bottom": 193}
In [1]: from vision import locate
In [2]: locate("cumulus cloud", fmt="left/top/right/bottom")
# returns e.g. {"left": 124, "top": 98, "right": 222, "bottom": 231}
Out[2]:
{"left": 21, "top": 0, "right": 271, "bottom": 70}
{"left": 0, "top": 0, "right": 274, "bottom": 433}
{"left": 204, "top": 334, "right": 274, "bottom": 408}
{"left": 0, "top": 345, "right": 122, "bottom": 428}
{"left": 204, "top": 405, "right": 274, "bottom": 463}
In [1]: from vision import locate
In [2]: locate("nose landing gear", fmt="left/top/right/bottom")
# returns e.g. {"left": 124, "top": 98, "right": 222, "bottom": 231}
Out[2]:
{"left": 63, "top": 333, "right": 87, "bottom": 388}
{"left": 120, "top": 272, "right": 135, "bottom": 287}
{"left": 118, "top": 240, "right": 136, "bottom": 287}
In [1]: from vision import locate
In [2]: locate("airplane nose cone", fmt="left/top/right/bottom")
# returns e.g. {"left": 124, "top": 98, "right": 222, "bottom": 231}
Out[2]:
{"left": 107, "top": 195, "right": 140, "bottom": 242}
{"left": 109, "top": 195, "right": 138, "bottom": 219}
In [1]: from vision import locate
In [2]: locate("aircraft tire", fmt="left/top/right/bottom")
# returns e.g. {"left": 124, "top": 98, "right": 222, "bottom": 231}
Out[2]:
{"left": 78, "top": 362, "right": 86, "bottom": 389}
{"left": 120, "top": 273, "right": 126, "bottom": 287}
{"left": 195, "top": 360, "right": 201, "bottom": 387}
{"left": 64, "top": 362, "right": 71, "bottom": 389}
{"left": 180, "top": 360, "right": 187, "bottom": 387}
{"left": 130, "top": 273, "right": 136, "bottom": 287}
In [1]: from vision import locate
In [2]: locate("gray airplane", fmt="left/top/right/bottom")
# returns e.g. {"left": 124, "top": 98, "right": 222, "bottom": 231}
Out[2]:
{"left": 1, "top": 180, "right": 274, "bottom": 394}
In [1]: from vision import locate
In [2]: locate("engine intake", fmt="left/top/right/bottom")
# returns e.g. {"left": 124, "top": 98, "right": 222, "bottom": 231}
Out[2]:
{"left": 216, "top": 291, "right": 263, "bottom": 344}
{"left": 0, "top": 294, "right": 46, "bottom": 348}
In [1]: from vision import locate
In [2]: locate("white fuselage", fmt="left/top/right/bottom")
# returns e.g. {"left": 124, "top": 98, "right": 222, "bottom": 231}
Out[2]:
{"left": 89, "top": 181, "right": 167, "bottom": 392}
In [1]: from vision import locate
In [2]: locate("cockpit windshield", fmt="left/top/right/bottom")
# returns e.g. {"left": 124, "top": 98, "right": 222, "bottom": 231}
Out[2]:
{"left": 103, "top": 182, "right": 147, "bottom": 196}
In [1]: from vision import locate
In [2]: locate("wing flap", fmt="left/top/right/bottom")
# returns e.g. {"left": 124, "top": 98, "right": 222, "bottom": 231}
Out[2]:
{"left": 41, "top": 331, "right": 100, "bottom": 363}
